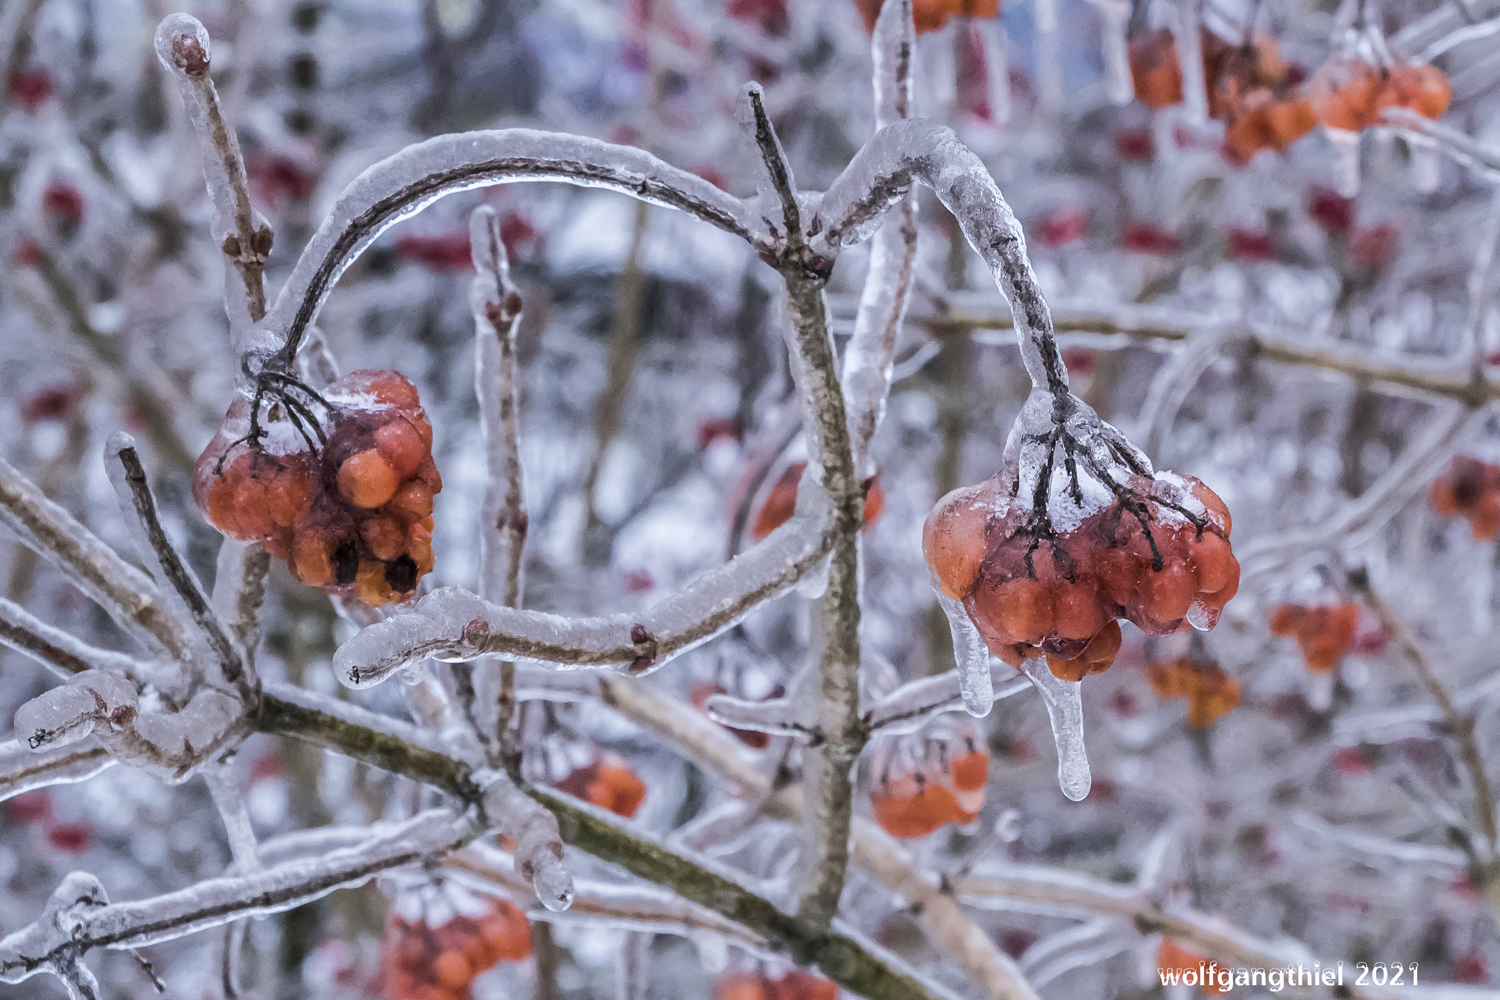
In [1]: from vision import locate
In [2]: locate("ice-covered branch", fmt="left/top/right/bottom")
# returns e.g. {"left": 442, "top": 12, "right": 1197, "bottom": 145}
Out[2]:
{"left": 863, "top": 664, "right": 1032, "bottom": 735}
{"left": 810, "top": 118, "right": 1069, "bottom": 401}
{"left": 842, "top": 0, "right": 918, "bottom": 477}
{"left": 209, "top": 540, "right": 270, "bottom": 657}
{"left": 0, "top": 597, "right": 157, "bottom": 681}
{"left": 332, "top": 482, "right": 835, "bottom": 684}
{"left": 0, "top": 737, "right": 113, "bottom": 804}
{"left": 1351, "top": 570, "right": 1498, "bottom": 853}
{"left": 153, "top": 14, "right": 271, "bottom": 327}
{"left": 105, "top": 435, "right": 253, "bottom": 701}
{"left": 445, "top": 842, "right": 771, "bottom": 949}
{"left": 471, "top": 204, "right": 527, "bottom": 758}
{"left": 260, "top": 130, "right": 761, "bottom": 365}
{"left": 0, "top": 454, "right": 187, "bottom": 660}
{"left": 1381, "top": 107, "right": 1500, "bottom": 180}
{"left": 0, "top": 811, "right": 477, "bottom": 993}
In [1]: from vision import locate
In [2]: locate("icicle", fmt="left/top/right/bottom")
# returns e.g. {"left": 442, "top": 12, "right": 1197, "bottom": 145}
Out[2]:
{"left": 934, "top": 584, "right": 993, "bottom": 717}
{"left": 1015, "top": 658, "right": 1092, "bottom": 801}
{"left": 1175, "top": 0, "right": 1209, "bottom": 123}
{"left": 1409, "top": 135, "right": 1441, "bottom": 193}
{"left": 1034, "top": 0, "right": 1064, "bottom": 112}
{"left": 976, "top": 19, "right": 1013, "bottom": 125}
{"left": 474, "top": 768, "right": 575, "bottom": 912}
{"left": 1093, "top": 0, "right": 1134, "bottom": 105}
{"left": 691, "top": 931, "right": 729, "bottom": 974}
{"left": 1326, "top": 127, "right": 1362, "bottom": 198}
{"left": 203, "top": 764, "right": 260, "bottom": 870}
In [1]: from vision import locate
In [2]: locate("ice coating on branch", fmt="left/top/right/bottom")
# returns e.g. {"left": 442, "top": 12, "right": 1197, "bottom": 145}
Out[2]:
{"left": 0, "top": 737, "right": 115, "bottom": 803}
{"left": 334, "top": 477, "right": 836, "bottom": 684}
{"left": 935, "top": 586, "right": 993, "bottom": 717}
{"left": 865, "top": 667, "right": 1031, "bottom": 735}
{"left": 1015, "top": 659, "right": 1091, "bottom": 801}
{"left": 16, "top": 670, "right": 137, "bottom": 751}
{"left": 474, "top": 768, "right": 575, "bottom": 911}
{"left": 0, "top": 872, "right": 109, "bottom": 995}
{"left": 871, "top": 0, "right": 914, "bottom": 128}
{"left": 261, "top": 129, "right": 757, "bottom": 359}
{"left": 0, "top": 455, "right": 185, "bottom": 659}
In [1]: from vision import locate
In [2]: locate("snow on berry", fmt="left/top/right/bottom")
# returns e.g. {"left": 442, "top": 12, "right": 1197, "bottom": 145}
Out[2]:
{"left": 193, "top": 368, "right": 441, "bottom": 608}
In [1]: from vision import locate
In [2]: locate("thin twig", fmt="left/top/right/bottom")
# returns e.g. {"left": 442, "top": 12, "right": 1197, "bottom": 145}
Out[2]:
{"left": 1350, "top": 570, "right": 1498, "bottom": 852}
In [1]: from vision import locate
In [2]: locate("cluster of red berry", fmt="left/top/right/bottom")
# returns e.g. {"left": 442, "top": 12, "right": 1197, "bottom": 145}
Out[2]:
{"left": 869, "top": 717, "right": 989, "bottom": 840}
{"left": 1146, "top": 655, "right": 1240, "bottom": 727}
{"left": 1269, "top": 602, "right": 1359, "bottom": 673}
{"left": 924, "top": 472, "right": 1237, "bottom": 682}
{"left": 555, "top": 752, "right": 648, "bottom": 819}
{"left": 193, "top": 370, "right": 441, "bottom": 608}
{"left": 1128, "top": 27, "right": 1449, "bottom": 163}
{"left": 1431, "top": 456, "right": 1500, "bottom": 540}
{"left": 717, "top": 970, "right": 837, "bottom": 1000}
{"left": 853, "top": 0, "right": 999, "bottom": 34}
{"left": 378, "top": 898, "right": 531, "bottom": 1000}
{"left": 750, "top": 461, "right": 885, "bottom": 541}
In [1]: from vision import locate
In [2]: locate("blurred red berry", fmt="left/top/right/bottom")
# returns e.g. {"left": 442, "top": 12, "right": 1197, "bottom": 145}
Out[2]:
{"left": 1350, "top": 224, "right": 1398, "bottom": 269}
{"left": 394, "top": 233, "right": 472, "bottom": 271}
{"left": 6, "top": 790, "right": 51, "bottom": 824}
{"left": 1228, "top": 227, "right": 1275, "bottom": 261}
{"left": 24, "top": 385, "right": 76, "bottom": 422}
{"left": 1122, "top": 223, "right": 1180, "bottom": 254}
{"left": 1115, "top": 128, "right": 1154, "bottom": 160}
{"left": 46, "top": 822, "right": 90, "bottom": 853}
{"left": 7, "top": 67, "right": 51, "bottom": 111}
{"left": 1038, "top": 207, "right": 1086, "bottom": 248}
{"left": 1309, "top": 188, "right": 1354, "bottom": 233}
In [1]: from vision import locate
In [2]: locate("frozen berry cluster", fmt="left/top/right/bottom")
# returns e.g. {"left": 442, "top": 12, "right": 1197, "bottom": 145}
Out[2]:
{"left": 1147, "top": 655, "right": 1240, "bottom": 727}
{"left": 555, "top": 752, "right": 647, "bottom": 819}
{"left": 1431, "top": 456, "right": 1500, "bottom": 540}
{"left": 869, "top": 717, "right": 989, "bottom": 840}
{"left": 1269, "top": 602, "right": 1359, "bottom": 673}
{"left": 924, "top": 471, "right": 1237, "bottom": 682}
{"left": 194, "top": 370, "right": 441, "bottom": 608}
{"left": 378, "top": 897, "right": 531, "bottom": 1000}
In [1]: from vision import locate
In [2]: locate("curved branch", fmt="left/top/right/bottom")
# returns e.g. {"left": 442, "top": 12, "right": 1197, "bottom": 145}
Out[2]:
{"left": 261, "top": 130, "right": 761, "bottom": 363}
{"left": 810, "top": 118, "right": 1068, "bottom": 401}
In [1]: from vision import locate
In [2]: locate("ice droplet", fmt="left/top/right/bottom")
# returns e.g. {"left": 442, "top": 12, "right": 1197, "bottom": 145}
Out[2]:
{"left": 1327, "top": 127, "right": 1362, "bottom": 199}
{"left": 795, "top": 553, "right": 832, "bottom": 599}
{"left": 934, "top": 583, "right": 992, "bottom": 717}
{"left": 1016, "top": 659, "right": 1092, "bottom": 801}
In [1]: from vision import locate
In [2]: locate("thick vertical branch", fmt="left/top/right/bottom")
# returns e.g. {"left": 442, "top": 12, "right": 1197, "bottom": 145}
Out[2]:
{"left": 744, "top": 87, "right": 867, "bottom": 933}
{"left": 471, "top": 205, "right": 530, "bottom": 762}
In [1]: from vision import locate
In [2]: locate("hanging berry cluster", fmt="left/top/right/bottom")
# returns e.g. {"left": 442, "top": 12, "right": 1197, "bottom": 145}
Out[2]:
{"left": 1127, "top": 25, "right": 1449, "bottom": 163}
{"left": 925, "top": 470, "right": 1238, "bottom": 682}
{"left": 1431, "top": 456, "right": 1500, "bottom": 540}
{"left": 750, "top": 461, "right": 884, "bottom": 541}
{"left": 378, "top": 890, "right": 531, "bottom": 1000}
{"left": 193, "top": 369, "right": 441, "bottom": 608}
{"left": 1269, "top": 602, "right": 1359, "bottom": 673}
{"left": 869, "top": 716, "right": 989, "bottom": 840}
{"left": 555, "top": 752, "right": 648, "bottom": 819}
{"left": 716, "top": 968, "right": 838, "bottom": 1000}
{"left": 1146, "top": 655, "right": 1240, "bottom": 727}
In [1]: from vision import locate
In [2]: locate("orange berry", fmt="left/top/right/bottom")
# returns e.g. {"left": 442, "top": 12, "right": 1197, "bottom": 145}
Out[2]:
{"left": 989, "top": 578, "right": 1055, "bottom": 643}
{"left": 872, "top": 781, "right": 962, "bottom": 839}
{"left": 390, "top": 480, "right": 435, "bottom": 523}
{"left": 1266, "top": 97, "right": 1317, "bottom": 147}
{"left": 344, "top": 369, "right": 420, "bottom": 408}
{"left": 233, "top": 476, "right": 273, "bottom": 538}
{"left": 1140, "top": 561, "right": 1196, "bottom": 622}
{"left": 353, "top": 559, "right": 393, "bottom": 607}
{"left": 421, "top": 514, "right": 435, "bottom": 532}
{"left": 266, "top": 462, "right": 312, "bottom": 528}
{"left": 1269, "top": 603, "right": 1305, "bottom": 636}
{"left": 716, "top": 975, "right": 771, "bottom": 1000}
{"left": 417, "top": 455, "right": 443, "bottom": 494}
{"left": 1190, "top": 479, "right": 1232, "bottom": 535}
{"left": 951, "top": 749, "right": 988, "bottom": 793}
{"left": 1190, "top": 532, "right": 1235, "bottom": 594}
{"left": 408, "top": 523, "right": 436, "bottom": 574}
{"left": 1052, "top": 582, "right": 1106, "bottom": 640}
{"left": 431, "top": 950, "right": 474, "bottom": 990}
{"left": 861, "top": 474, "right": 885, "bottom": 531}
{"left": 922, "top": 484, "right": 992, "bottom": 600}
{"left": 773, "top": 970, "right": 838, "bottom": 1000}
{"left": 1129, "top": 28, "right": 1184, "bottom": 110}
{"left": 376, "top": 418, "right": 427, "bottom": 479}
{"left": 291, "top": 532, "right": 333, "bottom": 587}
{"left": 207, "top": 475, "right": 241, "bottom": 536}
{"left": 1158, "top": 939, "right": 1208, "bottom": 977}
{"left": 361, "top": 515, "right": 407, "bottom": 561}
{"left": 338, "top": 450, "right": 400, "bottom": 509}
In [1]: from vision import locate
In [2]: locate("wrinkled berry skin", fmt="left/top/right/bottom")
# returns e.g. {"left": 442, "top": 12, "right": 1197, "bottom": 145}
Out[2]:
{"left": 924, "top": 471, "right": 1238, "bottom": 680}
{"left": 193, "top": 369, "right": 441, "bottom": 608}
